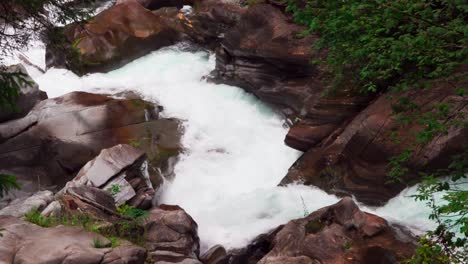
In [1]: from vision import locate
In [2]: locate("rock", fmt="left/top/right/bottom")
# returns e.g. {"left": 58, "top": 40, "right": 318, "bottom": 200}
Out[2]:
{"left": 0, "top": 215, "right": 147, "bottom": 264}
{"left": 102, "top": 244, "right": 148, "bottom": 264}
{"left": 0, "top": 91, "right": 182, "bottom": 199}
{"left": 60, "top": 144, "right": 157, "bottom": 209}
{"left": 0, "top": 64, "right": 47, "bottom": 122}
{"left": 0, "top": 190, "right": 53, "bottom": 217}
{"left": 284, "top": 123, "right": 336, "bottom": 152}
{"left": 282, "top": 73, "right": 468, "bottom": 205}
{"left": 224, "top": 198, "right": 416, "bottom": 264}
{"left": 221, "top": 227, "right": 283, "bottom": 264}
{"left": 200, "top": 245, "right": 226, "bottom": 264}
{"left": 116, "top": 0, "right": 195, "bottom": 10}
{"left": 41, "top": 200, "right": 62, "bottom": 216}
{"left": 144, "top": 204, "right": 201, "bottom": 263}
{"left": 183, "top": 1, "right": 245, "bottom": 49}
{"left": 46, "top": 1, "right": 185, "bottom": 73}
{"left": 59, "top": 185, "right": 121, "bottom": 221}
{"left": 213, "top": 3, "right": 371, "bottom": 147}
{"left": 75, "top": 144, "right": 146, "bottom": 187}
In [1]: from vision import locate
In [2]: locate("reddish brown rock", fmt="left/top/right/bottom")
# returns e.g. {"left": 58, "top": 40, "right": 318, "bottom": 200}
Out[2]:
{"left": 283, "top": 74, "right": 468, "bottom": 205}
{"left": 213, "top": 4, "right": 371, "bottom": 150}
{"left": 47, "top": 1, "right": 186, "bottom": 73}
{"left": 0, "top": 91, "right": 182, "bottom": 198}
{"left": 184, "top": 1, "right": 245, "bottom": 49}
{"left": 144, "top": 205, "right": 202, "bottom": 263}
{"left": 285, "top": 123, "right": 336, "bottom": 152}
{"left": 224, "top": 198, "right": 416, "bottom": 264}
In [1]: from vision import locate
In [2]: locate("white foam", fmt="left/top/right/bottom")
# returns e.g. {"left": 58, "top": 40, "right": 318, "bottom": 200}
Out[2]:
{"left": 27, "top": 45, "right": 456, "bottom": 251}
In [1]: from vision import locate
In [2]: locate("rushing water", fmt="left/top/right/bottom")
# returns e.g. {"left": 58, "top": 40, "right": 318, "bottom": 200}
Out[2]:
{"left": 15, "top": 44, "right": 441, "bottom": 251}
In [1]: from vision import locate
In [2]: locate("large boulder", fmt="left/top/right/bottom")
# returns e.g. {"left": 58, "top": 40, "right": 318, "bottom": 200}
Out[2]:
{"left": 0, "top": 191, "right": 53, "bottom": 218}
{"left": 0, "top": 216, "right": 146, "bottom": 264}
{"left": 144, "top": 205, "right": 202, "bottom": 264}
{"left": 0, "top": 91, "right": 182, "bottom": 201}
{"left": 282, "top": 73, "right": 468, "bottom": 205}
{"left": 0, "top": 65, "right": 47, "bottom": 122}
{"left": 46, "top": 1, "right": 186, "bottom": 73}
{"left": 61, "top": 144, "right": 157, "bottom": 210}
{"left": 183, "top": 1, "right": 245, "bottom": 49}
{"left": 224, "top": 198, "right": 416, "bottom": 264}
{"left": 0, "top": 215, "right": 147, "bottom": 264}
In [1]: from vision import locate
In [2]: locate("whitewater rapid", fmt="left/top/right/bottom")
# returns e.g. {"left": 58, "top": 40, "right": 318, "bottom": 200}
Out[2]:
{"left": 16, "top": 44, "right": 437, "bottom": 250}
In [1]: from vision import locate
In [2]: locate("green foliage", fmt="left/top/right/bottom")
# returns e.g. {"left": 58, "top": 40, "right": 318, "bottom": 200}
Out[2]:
{"left": 92, "top": 238, "right": 108, "bottom": 248}
{"left": 24, "top": 209, "right": 53, "bottom": 227}
{"left": 305, "top": 220, "right": 325, "bottom": 234}
{"left": 24, "top": 210, "right": 147, "bottom": 246}
{"left": 284, "top": 0, "right": 467, "bottom": 93}
{"left": 0, "top": 71, "right": 32, "bottom": 110}
{"left": 108, "top": 237, "right": 120, "bottom": 248}
{"left": 116, "top": 203, "right": 149, "bottom": 221}
{"left": 407, "top": 151, "right": 467, "bottom": 263}
{"left": 342, "top": 241, "right": 353, "bottom": 250}
{"left": 106, "top": 184, "right": 121, "bottom": 197}
{"left": 0, "top": 174, "right": 21, "bottom": 198}
{"left": 284, "top": 1, "right": 467, "bottom": 262}
{"left": 0, "top": 0, "right": 93, "bottom": 104}
{"left": 128, "top": 138, "right": 142, "bottom": 148}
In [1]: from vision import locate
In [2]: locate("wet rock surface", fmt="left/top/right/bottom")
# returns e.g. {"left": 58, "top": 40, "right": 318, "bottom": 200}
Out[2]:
{"left": 212, "top": 2, "right": 467, "bottom": 206}
{"left": 62, "top": 144, "right": 157, "bottom": 210}
{"left": 0, "top": 91, "right": 182, "bottom": 200}
{"left": 144, "top": 205, "right": 202, "bottom": 264}
{"left": 47, "top": 1, "right": 185, "bottom": 73}
{"left": 224, "top": 198, "right": 416, "bottom": 264}
{"left": 283, "top": 74, "right": 468, "bottom": 205}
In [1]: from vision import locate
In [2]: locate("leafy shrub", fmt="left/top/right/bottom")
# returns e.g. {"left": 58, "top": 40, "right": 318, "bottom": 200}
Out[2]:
{"left": 284, "top": 1, "right": 467, "bottom": 262}
{"left": 283, "top": 0, "right": 466, "bottom": 93}
{"left": 0, "top": 174, "right": 21, "bottom": 198}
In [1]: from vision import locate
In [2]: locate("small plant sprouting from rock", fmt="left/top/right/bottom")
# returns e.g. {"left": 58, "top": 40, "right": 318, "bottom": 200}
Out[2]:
{"left": 106, "top": 184, "right": 121, "bottom": 197}
{"left": 343, "top": 241, "right": 353, "bottom": 251}
{"left": 117, "top": 203, "right": 149, "bottom": 221}
{"left": 0, "top": 174, "right": 21, "bottom": 198}
{"left": 108, "top": 237, "right": 120, "bottom": 248}
{"left": 92, "top": 238, "right": 108, "bottom": 248}
{"left": 305, "top": 220, "right": 325, "bottom": 234}
{"left": 24, "top": 209, "right": 53, "bottom": 228}
{"left": 128, "top": 138, "right": 142, "bottom": 148}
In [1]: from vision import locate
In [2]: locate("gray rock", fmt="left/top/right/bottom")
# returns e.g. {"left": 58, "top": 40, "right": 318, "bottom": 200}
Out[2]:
{"left": 0, "top": 64, "right": 47, "bottom": 123}
{"left": 41, "top": 200, "right": 62, "bottom": 216}
{"left": 144, "top": 205, "right": 201, "bottom": 264}
{"left": 0, "top": 91, "right": 182, "bottom": 198}
{"left": 0, "top": 190, "right": 53, "bottom": 217}
{"left": 103, "top": 174, "right": 137, "bottom": 205}
{"left": 0, "top": 215, "right": 146, "bottom": 264}
{"left": 200, "top": 245, "right": 226, "bottom": 264}
{"left": 75, "top": 144, "right": 146, "bottom": 188}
